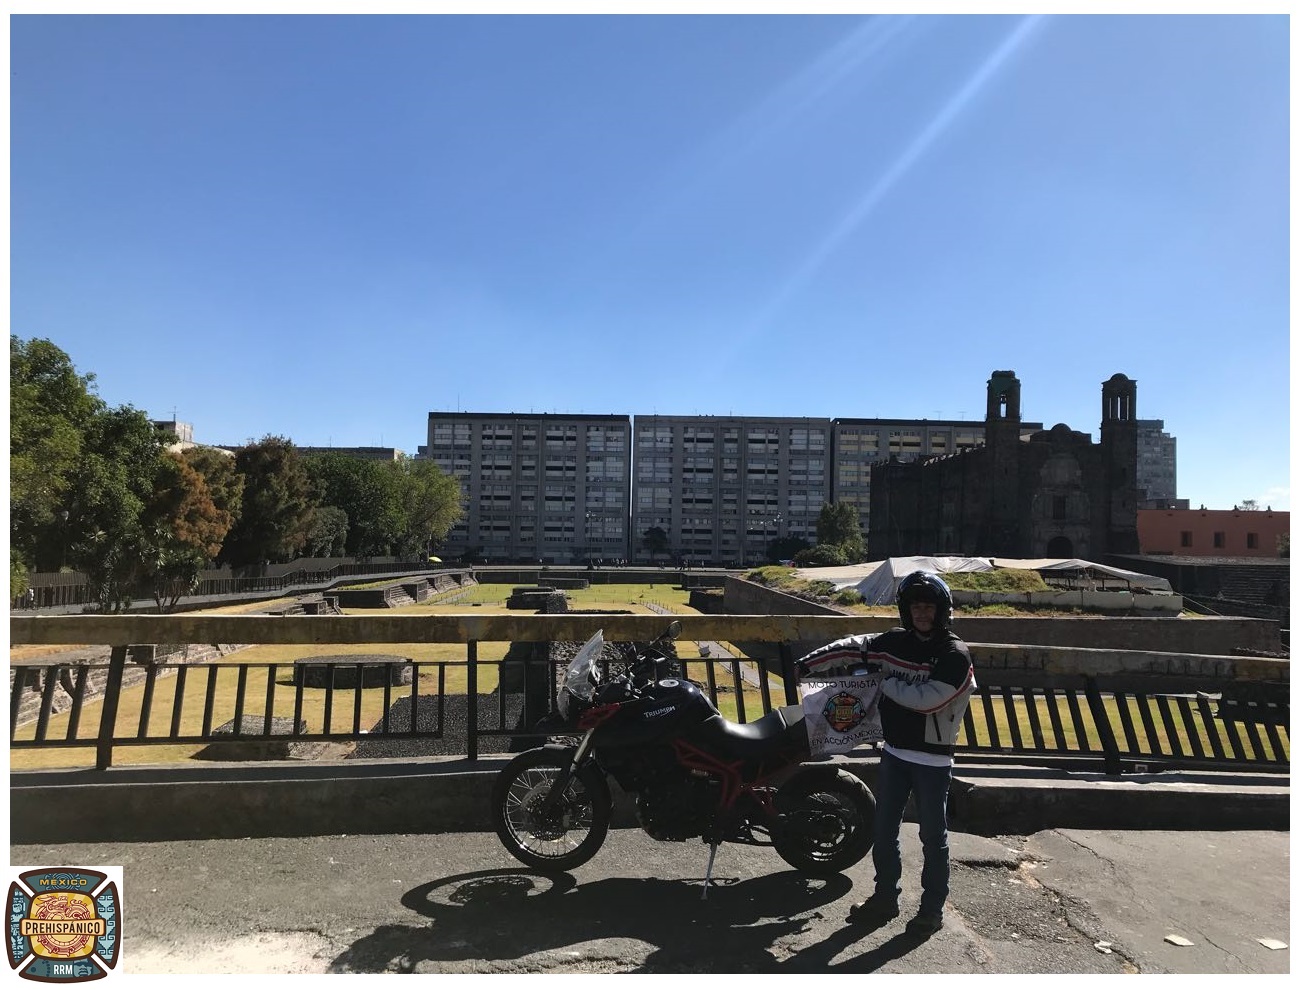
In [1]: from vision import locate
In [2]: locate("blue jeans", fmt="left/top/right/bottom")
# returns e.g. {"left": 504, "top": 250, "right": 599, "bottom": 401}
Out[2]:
{"left": 872, "top": 749, "right": 953, "bottom": 915}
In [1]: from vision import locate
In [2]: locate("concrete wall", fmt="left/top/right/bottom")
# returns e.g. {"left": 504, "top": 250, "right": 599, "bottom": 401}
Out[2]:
{"left": 1138, "top": 507, "right": 1289, "bottom": 557}
{"left": 11, "top": 754, "right": 1286, "bottom": 844}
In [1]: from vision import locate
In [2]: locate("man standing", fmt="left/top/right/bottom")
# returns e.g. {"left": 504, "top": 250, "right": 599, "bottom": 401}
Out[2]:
{"left": 797, "top": 570, "right": 977, "bottom": 935}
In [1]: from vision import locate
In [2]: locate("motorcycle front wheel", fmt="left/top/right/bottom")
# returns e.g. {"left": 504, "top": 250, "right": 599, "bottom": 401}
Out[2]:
{"left": 772, "top": 766, "right": 876, "bottom": 877}
{"left": 492, "top": 745, "right": 613, "bottom": 873}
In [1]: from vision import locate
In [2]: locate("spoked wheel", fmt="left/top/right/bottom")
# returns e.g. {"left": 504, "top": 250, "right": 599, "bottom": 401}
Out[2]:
{"left": 773, "top": 767, "right": 876, "bottom": 877}
{"left": 491, "top": 745, "right": 612, "bottom": 873}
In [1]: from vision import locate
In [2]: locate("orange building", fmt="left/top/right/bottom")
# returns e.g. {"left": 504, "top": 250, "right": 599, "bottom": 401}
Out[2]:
{"left": 1137, "top": 507, "right": 1289, "bottom": 558}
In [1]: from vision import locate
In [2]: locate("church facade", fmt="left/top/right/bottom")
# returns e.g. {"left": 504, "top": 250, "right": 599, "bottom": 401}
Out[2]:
{"left": 866, "top": 371, "right": 1140, "bottom": 560}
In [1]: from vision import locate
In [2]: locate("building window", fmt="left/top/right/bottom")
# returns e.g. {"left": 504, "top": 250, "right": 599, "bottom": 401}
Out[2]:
{"left": 1213, "top": 532, "right": 1225, "bottom": 549}
{"left": 1052, "top": 496, "right": 1067, "bottom": 521}
{"left": 1180, "top": 531, "right": 1192, "bottom": 548}
{"left": 1247, "top": 533, "right": 1259, "bottom": 550}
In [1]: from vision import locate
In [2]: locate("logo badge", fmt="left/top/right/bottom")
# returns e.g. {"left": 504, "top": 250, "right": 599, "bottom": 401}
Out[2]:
{"left": 821, "top": 691, "right": 866, "bottom": 733}
{"left": 7, "top": 869, "right": 122, "bottom": 982}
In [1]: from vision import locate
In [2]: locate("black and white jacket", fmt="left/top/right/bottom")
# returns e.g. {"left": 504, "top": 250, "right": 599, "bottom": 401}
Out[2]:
{"left": 797, "top": 628, "right": 977, "bottom": 756}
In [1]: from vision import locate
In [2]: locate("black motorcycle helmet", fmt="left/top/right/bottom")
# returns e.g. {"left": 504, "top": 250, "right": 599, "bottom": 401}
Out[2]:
{"left": 896, "top": 570, "right": 953, "bottom": 634}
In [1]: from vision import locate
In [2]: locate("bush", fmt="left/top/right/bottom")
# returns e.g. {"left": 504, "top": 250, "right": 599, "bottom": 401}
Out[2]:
{"left": 834, "top": 588, "right": 864, "bottom": 606}
{"left": 793, "top": 543, "right": 849, "bottom": 567}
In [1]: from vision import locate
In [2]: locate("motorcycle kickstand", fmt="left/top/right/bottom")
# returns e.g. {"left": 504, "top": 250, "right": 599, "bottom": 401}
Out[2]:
{"left": 701, "top": 841, "right": 719, "bottom": 901}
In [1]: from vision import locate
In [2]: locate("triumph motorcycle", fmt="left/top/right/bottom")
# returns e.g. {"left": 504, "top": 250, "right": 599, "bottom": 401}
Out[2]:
{"left": 490, "top": 623, "right": 875, "bottom": 895}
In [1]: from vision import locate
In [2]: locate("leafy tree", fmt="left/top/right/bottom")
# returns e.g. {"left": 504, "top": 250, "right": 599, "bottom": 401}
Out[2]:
{"left": 766, "top": 535, "right": 810, "bottom": 564}
{"left": 11, "top": 551, "right": 31, "bottom": 600}
{"left": 9, "top": 336, "right": 104, "bottom": 572}
{"left": 815, "top": 502, "right": 867, "bottom": 563}
{"left": 642, "top": 526, "right": 670, "bottom": 561}
{"left": 139, "top": 453, "right": 233, "bottom": 611}
{"left": 182, "top": 446, "right": 245, "bottom": 534}
{"left": 305, "top": 505, "right": 350, "bottom": 557}
{"left": 1238, "top": 499, "right": 1260, "bottom": 511}
{"left": 305, "top": 454, "right": 405, "bottom": 556}
{"left": 220, "top": 437, "right": 316, "bottom": 567}
{"left": 389, "top": 457, "right": 463, "bottom": 555}
{"left": 64, "top": 407, "right": 169, "bottom": 611}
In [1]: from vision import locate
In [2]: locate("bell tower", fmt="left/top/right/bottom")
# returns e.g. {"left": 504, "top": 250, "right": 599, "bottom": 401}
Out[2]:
{"left": 1100, "top": 373, "right": 1140, "bottom": 554}
{"left": 983, "top": 370, "right": 1022, "bottom": 554}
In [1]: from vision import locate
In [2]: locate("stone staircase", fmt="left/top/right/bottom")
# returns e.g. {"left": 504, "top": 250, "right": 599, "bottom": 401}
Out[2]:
{"left": 1216, "top": 564, "right": 1290, "bottom": 607}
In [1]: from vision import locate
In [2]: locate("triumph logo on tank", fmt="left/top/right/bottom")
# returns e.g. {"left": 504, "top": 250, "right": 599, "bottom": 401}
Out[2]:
{"left": 799, "top": 675, "right": 884, "bottom": 755}
{"left": 7, "top": 868, "right": 122, "bottom": 982}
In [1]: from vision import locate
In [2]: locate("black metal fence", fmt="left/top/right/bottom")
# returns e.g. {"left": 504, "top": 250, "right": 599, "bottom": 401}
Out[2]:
{"left": 10, "top": 645, "right": 1290, "bottom": 775}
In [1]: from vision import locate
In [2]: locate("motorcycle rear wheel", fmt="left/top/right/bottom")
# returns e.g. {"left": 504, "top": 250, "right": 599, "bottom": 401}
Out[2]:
{"left": 492, "top": 745, "right": 613, "bottom": 873}
{"left": 773, "top": 767, "right": 875, "bottom": 877}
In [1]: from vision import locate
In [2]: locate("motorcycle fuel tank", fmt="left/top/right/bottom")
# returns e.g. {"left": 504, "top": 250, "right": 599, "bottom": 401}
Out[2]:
{"left": 601, "top": 678, "right": 719, "bottom": 748}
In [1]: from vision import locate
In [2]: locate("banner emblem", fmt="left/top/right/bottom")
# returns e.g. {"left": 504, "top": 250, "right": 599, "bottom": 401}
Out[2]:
{"left": 7, "top": 869, "right": 121, "bottom": 982}
{"left": 800, "top": 675, "right": 884, "bottom": 755}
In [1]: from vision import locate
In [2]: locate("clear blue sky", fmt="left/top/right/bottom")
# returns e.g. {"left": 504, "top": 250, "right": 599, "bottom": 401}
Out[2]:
{"left": 8, "top": 11, "right": 1292, "bottom": 511}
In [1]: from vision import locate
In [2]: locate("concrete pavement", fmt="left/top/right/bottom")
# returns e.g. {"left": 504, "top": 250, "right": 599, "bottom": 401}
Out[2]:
{"left": 10, "top": 825, "right": 1290, "bottom": 975}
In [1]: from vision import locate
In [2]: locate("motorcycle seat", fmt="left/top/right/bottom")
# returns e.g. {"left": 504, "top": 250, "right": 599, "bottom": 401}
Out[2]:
{"left": 697, "top": 705, "right": 808, "bottom": 762}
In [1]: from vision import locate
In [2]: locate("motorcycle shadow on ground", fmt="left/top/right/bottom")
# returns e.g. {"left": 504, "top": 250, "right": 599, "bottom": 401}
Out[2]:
{"left": 329, "top": 866, "right": 876, "bottom": 973}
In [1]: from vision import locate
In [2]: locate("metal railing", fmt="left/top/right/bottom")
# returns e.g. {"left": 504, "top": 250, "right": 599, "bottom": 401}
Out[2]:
{"left": 10, "top": 614, "right": 1290, "bottom": 774}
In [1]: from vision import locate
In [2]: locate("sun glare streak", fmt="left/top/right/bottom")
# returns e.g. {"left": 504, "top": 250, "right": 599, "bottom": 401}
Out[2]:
{"left": 745, "top": 15, "right": 1047, "bottom": 337}
{"left": 695, "top": 16, "right": 917, "bottom": 179}
{"left": 598, "top": 17, "right": 917, "bottom": 259}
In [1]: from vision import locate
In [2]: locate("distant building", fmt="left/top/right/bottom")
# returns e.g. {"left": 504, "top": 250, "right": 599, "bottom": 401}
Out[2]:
{"left": 867, "top": 371, "right": 1141, "bottom": 560}
{"left": 424, "top": 412, "right": 630, "bottom": 564}
{"left": 152, "top": 419, "right": 235, "bottom": 459}
{"left": 1136, "top": 419, "right": 1177, "bottom": 507}
{"left": 295, "top": 446, "right": 403, "bottom": 462}
{"left": 1137, "top": 506, "right": 1288, "bottom": 558}
{"left": 630, "top": 415, "right": 831, "bottom": 566}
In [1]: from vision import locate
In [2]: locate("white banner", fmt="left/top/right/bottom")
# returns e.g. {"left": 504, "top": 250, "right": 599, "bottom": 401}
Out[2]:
{"left": 799, "top": 674, "right": 885, "bottom": 755}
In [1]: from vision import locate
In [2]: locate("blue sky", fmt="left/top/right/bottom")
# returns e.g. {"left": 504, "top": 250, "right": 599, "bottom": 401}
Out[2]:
{"left": 8, "top": 11, "right": 1292, "bottom": 511}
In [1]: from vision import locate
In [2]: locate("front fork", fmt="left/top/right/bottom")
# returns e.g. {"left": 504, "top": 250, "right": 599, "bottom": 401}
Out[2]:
{"left": 542, "top": 729, "right": 596, "bottom": 807}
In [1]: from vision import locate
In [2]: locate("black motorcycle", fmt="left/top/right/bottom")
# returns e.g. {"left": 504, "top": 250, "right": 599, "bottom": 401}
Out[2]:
{"left": 491, "top": 623, "right": 875, "bottom": 894}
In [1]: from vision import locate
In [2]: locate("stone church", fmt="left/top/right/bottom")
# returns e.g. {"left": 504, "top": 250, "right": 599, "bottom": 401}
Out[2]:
{"left": 866, "top": 370, "right": 1140, "bottom": 560}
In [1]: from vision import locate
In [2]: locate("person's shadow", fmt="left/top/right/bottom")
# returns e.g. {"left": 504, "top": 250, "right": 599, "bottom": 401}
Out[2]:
{"left": 329, "top": 867, "right": 853, "bottom": 973}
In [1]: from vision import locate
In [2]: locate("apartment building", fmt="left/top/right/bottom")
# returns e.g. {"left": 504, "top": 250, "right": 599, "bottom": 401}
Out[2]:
{"left": 631, "top": 415, "right": 830, "bottom": 566}
{"left": 424, "top": 412, "right": 630, "bottom": 563}
{"left": 1136, "top": 419, "right": 1178, "bottom": 507}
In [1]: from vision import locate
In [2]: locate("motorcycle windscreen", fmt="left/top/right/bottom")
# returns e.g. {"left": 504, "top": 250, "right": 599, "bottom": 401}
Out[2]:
{"left": 560, "top": 629, "right": 605, "bottom": 706}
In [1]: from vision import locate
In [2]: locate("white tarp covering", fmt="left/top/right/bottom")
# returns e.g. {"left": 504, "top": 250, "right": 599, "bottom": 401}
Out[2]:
{"left": 796, "top": 555, "right": 1172, "bottom": 602}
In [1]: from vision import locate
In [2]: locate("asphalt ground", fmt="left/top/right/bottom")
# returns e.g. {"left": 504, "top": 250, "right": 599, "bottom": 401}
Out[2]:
{"left": 10, "top": 825, "right": 1291, "bottom": 977}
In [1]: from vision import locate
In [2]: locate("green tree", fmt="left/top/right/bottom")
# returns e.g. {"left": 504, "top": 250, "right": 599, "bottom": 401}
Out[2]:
{"left": 388, "top": 457, "right": 463, "bottom": 555}
{"left": 815, "top": 501, "right": 867, "bottom": 563}
{"left": 305, "top": 505, "right": 350, "bottom": 557}
{"left": 64, "top": 407, "right": 169, "bottom": 611}
{"left": 642, "top": 526, "right": 670, "bottom": 561}
{"left": 305, "top": 454, "right": 405, "bottom": 556}
{"left": 220, "top": 437, "right": 316, "bottom": 567}
{"left": 140, "top": 452, "right": 233, "bottom": 611}
{"left": 9, "top": 336, "right": 104, "bottom": 572}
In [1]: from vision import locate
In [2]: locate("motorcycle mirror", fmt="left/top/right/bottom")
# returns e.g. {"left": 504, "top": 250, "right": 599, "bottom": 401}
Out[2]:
{"left": 663, "top": 620, "right": 682, "bottom": 640}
